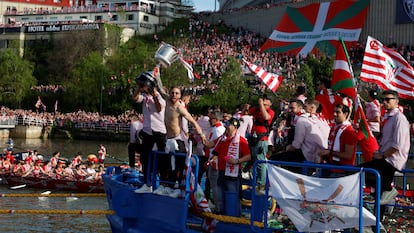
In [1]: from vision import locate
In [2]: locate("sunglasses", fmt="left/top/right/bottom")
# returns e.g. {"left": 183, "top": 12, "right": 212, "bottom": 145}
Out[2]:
{"left": 382, "top": 97, "right": 396, "bottom": 102}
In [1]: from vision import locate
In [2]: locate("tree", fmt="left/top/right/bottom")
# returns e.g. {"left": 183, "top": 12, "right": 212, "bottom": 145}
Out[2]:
{"left": 63, "top": 51, "right": 107, "bottom": 112}
{"left": 0, "top": 49, "right": 36, "bottom": 107}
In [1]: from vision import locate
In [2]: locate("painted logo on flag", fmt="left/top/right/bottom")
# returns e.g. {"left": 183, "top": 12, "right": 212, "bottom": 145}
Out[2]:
{"left": 267, "top": 164, "right": 376, "bottom": 232}
{"left": 260, "top": 0, "right": 370, "bottom": 56}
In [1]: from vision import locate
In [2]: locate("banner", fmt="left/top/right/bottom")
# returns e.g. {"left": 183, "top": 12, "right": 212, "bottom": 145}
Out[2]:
{"left": 267, "top": 165, "right": 376, "bottom": 232}
{"left": 360, "top": 36, "right": 414, "bottom": 99}
{"left": 260, "top": 0, "right": 370, "bottom": 56}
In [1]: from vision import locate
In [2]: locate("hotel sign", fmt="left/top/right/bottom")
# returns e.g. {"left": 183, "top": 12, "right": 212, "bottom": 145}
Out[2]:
{"left": 25, "top": 23, "right": 100, "bottom": 33}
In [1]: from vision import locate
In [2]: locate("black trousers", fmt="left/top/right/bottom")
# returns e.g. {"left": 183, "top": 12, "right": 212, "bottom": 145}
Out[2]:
{"left": 140, "top": 131, "right": 166, "bottom": 185}
{"left": 359, "top": 158, "right": 397, "bottom": 220}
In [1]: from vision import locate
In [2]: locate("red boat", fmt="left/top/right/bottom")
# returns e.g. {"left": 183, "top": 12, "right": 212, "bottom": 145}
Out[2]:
{"left": 1, "top": 174, "right": 104, "bottom": 193}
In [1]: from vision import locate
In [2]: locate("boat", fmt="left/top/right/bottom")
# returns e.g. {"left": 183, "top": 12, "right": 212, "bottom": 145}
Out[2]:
{"left": 1, "top": 174, "right": 104, "bottom": 193}
{"left": 103, "top": 151, "right": 387, "bottom": 233}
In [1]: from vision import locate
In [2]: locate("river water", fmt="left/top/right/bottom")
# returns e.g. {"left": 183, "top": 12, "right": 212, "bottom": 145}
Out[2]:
{"left": 0, "top": 138, "right": 129, "bottom": 233}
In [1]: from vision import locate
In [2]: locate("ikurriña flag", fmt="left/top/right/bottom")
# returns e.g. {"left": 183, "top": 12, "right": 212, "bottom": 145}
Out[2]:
{"left": 242, "top": 59, "right": 283, "bottom": 93}
{"left": 354, "top": 97, "right": 378, "bottom": 162}
{"left": 260, "top": 0, "right": 370, "bottom": 56}
{"left": 331, "top": 39, "right": 356, "bottom": 100}
{"left": 360, "top": 36, "right": 414, "bottom": 99}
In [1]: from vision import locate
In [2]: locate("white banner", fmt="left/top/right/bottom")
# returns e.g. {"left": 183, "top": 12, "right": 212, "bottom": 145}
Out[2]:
{"left": 267, "top": 165, "right": 376, "bottom": 232}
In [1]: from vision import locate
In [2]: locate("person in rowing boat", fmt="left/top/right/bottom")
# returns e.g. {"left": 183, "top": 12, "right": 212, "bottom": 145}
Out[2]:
{"left": 50, "top": 151, "right": 61, "bottom": 168}
{"left": 71, "top": 152, "right": 83, "bottom": 167}
{"left": 12, "top": 160, "right": 24, "bottom": 176}
{"left": 22, "top": 160, "right": 43, "bottom": 178}
{"left": 63, "top": 162, "right": 75, "bottom": 180}
{"left": 41, "top": 160, "right": 53, "bottom": 177}
{"left": 55, "top": 160, "right": 66, "bottom": 179}
{"left": 85, "top": 161, "right": 97, "bottom": 181}
{"left": 75, "top": 164, "right": 88, "bottom": 180}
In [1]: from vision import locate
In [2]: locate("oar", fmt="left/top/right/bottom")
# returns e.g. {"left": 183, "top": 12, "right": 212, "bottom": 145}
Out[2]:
{"left": 107, "top": 154, "right": 127, "bottom": 163}
{"left": 9, "top": 184, "right": 26, "bottom": 190}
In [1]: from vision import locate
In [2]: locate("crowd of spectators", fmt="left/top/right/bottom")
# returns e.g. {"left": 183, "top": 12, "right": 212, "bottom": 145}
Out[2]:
{"left": 1, "top": 13, "right": 414, "bottom": 133}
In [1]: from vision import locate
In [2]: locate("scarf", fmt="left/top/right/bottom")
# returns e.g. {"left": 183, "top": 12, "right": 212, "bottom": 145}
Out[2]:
{"left": 225, "top": 132, "right": 241, "bottom": 177}
{"left": 328, "top": 120, "right": 351, "bottom": 162}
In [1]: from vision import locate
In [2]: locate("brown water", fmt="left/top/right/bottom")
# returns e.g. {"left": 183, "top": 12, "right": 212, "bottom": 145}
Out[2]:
{"left": 0, "top": 138, "right": 128, "bottom": 233}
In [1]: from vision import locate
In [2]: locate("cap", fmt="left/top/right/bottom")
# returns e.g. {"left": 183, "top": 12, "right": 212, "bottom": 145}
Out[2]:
{"left": 224, "top": 117, "right": 240, "bottom": 128}
{"left": 135, "top": 71, "right": 156, "bottom": 89}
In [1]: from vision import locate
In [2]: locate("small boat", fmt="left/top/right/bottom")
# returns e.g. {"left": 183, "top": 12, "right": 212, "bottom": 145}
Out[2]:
{"left": 1, "top": 174, "right": 104, "bottom": 193}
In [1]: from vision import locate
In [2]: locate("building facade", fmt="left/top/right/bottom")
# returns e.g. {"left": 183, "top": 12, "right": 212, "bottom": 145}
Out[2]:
{"left": 0, "top": 0, "right": 192, "bottom": 34}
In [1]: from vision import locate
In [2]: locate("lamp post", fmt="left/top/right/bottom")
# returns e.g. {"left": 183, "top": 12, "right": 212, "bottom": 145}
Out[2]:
{"left": 99, "top": 65, "right": 103, "bottom": 116}
{"left": 100, "top": 48, "right": 107, "bottom": 115}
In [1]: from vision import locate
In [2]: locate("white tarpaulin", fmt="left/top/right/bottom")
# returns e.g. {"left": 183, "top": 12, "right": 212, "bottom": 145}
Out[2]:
{"left": 267, "top": 164, "right": 376, "bottom": 232}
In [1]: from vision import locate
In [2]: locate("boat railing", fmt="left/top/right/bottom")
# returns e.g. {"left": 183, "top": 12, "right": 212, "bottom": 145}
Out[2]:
{"left": 149, "top": 150, "right": 199, "bottom": 195}
{"left": 248, "top": 160, "right": 382, "bottom": 233}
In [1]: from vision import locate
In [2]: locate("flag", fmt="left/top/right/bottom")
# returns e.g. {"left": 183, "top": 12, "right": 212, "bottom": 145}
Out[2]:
{"left": 360, "top": 36, "right": 414, "bottom": 99}
{"left": 179, "top": 57, "right": 195, "bottom": 82}
{"left": 242, "top": 59, "right": 283, "bottom": 93}
{"left": 267, "top": 165, "right": 376, "bottom": 232}
{"left": 260, "top": 0, "right": 370, "bottom": 56}
{"left": 331, "top": 39, "right": 356, "bottom": 99}
{"left": 354, "top": 97, "right": 378, "bottom": 162}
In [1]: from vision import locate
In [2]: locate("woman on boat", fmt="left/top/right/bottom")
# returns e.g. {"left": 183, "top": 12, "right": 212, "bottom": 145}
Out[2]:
{"left": 2, "top": 154, "right": 13, "bottom": 174}
{"left": 21, "top": 158, "right": 33, "bottom": 175}
{"left": 54, "top": 161, "right": 65, "bottom": 179}
{"left": 94, "top": 165, "right": 104, "bottom": 181}
{"left": 85, "top": 161, "right": 96, "bottom": 181}
{"left": 75, "top": 164, "right": 88, "bottom": 180}
{"left": 41, "top": 160, "right": 53, "bottom": 177}
{"left": 50, "top": 151, "right": 61, "bottom": 168}
{"left": 22, "top": 160, "right": 42, "bottom": 178}
{"left": 12, "top": 160, "right": 24, "bottom": 176}
{"left": 63, "top": 163, "right": 75, "bottom": 180}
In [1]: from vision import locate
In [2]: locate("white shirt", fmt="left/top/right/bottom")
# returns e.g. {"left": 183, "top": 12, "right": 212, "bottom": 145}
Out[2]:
{"left": 138, "top": 93, "right": 166, "bottom": 134}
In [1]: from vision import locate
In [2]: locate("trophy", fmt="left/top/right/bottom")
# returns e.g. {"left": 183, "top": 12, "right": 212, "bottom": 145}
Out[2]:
{"left": 154, "top": 42, "right": 179, "bottom": 68}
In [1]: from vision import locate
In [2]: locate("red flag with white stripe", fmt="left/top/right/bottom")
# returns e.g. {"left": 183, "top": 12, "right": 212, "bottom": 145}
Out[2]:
{"left": 242, "top": 59, "right": 283, "bottom": 93}
{"left": 360, "top": 36, "right": 414, "bottom": 99}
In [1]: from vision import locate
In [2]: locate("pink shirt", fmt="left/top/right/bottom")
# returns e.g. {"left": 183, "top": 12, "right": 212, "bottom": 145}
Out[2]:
{"left": 366, "top": 100, "right": 380, "bottom": 133}
{"left": 292, "top": 114, "right": 330, "bottom": 162}
{"left": 380, "top": 108, "right": 410, "bottom": 171}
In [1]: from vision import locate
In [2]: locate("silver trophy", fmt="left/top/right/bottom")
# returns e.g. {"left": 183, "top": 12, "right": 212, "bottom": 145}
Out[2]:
{"left": 154, "top": 42, "right": 179, "bottom": 68}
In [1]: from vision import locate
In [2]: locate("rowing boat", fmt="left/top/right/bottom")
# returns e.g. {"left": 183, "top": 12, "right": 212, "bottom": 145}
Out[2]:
{"left": 1, "top": 174, "right": 104, "bottom": 193}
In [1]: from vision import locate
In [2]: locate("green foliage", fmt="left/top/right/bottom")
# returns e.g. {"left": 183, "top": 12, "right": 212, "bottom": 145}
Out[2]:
{"left": 296, "top": 56, "right": 333, "bottom": 99}
{"left": 62, "top": 51, "right": 106, "bottom": 112}
{"left": 190, "top": 57, "right": 251, "bottom": 113}
{"left": 0, "top": 49, "right": 36, "bottom": 107}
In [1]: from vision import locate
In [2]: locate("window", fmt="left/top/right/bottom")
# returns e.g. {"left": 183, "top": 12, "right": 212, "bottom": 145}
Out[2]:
{"left": 143, "top": 15, "right": 149, "bottom": 22}
{"left": 112, "top": 15, "right": 118, "bottom": 21}
{"left": 95, "top": 15, "right": 102, "bottom": 21}
{"left": 127, "top": 14, "right": 134, "bottom": 21}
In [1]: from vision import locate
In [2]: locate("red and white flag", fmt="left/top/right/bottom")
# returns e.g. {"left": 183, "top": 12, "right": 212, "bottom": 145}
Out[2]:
{"left": 360, "top": 36, "right": 414, "bottom": 99}
{"left": 242, "top": 59, "right": 283, "bottom": 93}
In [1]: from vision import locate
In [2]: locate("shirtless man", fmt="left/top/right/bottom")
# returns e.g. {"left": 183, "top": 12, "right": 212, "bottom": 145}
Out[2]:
{"left": 154, "top": 87, "right": 206, "bottom": 195}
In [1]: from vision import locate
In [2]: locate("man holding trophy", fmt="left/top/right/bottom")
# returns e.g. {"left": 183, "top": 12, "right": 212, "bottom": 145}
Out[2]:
{"left": 135, "top": 42, "right": 207, "bottom": 196}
